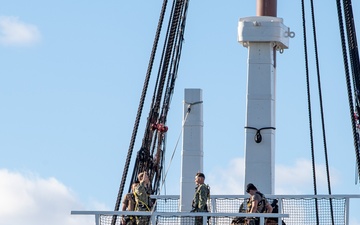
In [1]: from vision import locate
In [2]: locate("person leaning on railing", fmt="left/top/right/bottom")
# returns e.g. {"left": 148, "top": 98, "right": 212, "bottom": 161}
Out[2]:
{"left": 245, "top": 183, "right": 272, "bottom": 225}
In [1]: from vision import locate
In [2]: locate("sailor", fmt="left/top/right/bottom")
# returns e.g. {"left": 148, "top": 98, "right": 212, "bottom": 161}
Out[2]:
{"left": 121, "top": 182, "right": 139, "bottom": 225}
{"left": 245, "top": 183, "right": 272, "bottom": 225}
{"left": 134, "top": 172, "right": 151, "bottom": 225}
{"left": 191, "top": 172, "right": 210, "bottom": 225}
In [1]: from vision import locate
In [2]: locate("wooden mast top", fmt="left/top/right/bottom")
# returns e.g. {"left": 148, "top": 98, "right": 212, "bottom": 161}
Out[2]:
{"left": 256, "top": 0, "right": 277, "bottom": 17}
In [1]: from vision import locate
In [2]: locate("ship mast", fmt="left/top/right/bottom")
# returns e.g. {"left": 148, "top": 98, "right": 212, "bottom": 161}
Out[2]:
{"left": 239, "top": 0, "right": 292, "bottom": 194}
{"left": 256, "top": 0, "right": 277, "bottom": 17}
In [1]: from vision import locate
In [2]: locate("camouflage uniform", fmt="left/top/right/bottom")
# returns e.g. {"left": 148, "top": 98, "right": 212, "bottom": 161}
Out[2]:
{"left": 134, "top": 182, "right": 151, "bottom": 225}
{"left": 122, "top": 193, "right": 136, "bottom": 225}
{"left": 246, "top": 191, "right": 268, "bottom": 225}
{"left": 192, "top": 184, "right": 210, "bottom": 225}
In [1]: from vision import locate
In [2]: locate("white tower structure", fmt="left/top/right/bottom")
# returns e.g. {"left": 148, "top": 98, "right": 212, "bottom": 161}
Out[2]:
{"left": 238, "top": 16, "right": 292, "bottom": 194}
{"left": 179, "top": 88, "right": 203, "bottom": 212}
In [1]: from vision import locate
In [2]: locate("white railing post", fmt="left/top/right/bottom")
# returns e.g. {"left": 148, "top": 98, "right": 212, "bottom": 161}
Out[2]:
{"left": 278, "top": 196, "right": 284, "bottom": 225}
{"left": 345, "top": 197, "right": 350, "bottom": 225}
{"left": 95, "top": 214, "right": 100, "bottom": 225}
{"left": 259, "top": 217, "right": 264, "bottom": 225}
{"left": 151, "top": 213, "right": 156, "bottom": 225}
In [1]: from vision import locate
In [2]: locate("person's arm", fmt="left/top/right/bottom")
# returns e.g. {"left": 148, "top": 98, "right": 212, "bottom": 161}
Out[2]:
{"left": 250, "top": 199, "right": 258, "bottom": 213}
{"left": 245, "top": 197, "right": 258, "bottom": 223}
{"left": 122, "top": 196, "right": 128, "bottom": 211}
{"left": 122, "top": 203, "right": 127, "bottom": 211}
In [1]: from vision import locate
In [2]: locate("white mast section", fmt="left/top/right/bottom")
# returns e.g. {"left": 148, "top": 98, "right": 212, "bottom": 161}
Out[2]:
{"left": 238, "top": 16, "right": 292, "bottom": 194}
{"left": 180, "top": 88, "right": 204, "bottom": 212}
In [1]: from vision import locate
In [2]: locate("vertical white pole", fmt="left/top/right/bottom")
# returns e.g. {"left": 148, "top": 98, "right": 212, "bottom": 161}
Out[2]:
{"left": 244, "top": 42, "right": 276, "bottom": 194}
{"left": 180, "top": 88, "right": 203, "bottom": 212}
{"left": 238, "top": 16, "right": 291, "bottom": 194}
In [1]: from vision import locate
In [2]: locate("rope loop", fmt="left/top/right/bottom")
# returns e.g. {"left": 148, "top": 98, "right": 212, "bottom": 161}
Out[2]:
{"left": 244, "top": 127, "right": 276, "bottom": 143}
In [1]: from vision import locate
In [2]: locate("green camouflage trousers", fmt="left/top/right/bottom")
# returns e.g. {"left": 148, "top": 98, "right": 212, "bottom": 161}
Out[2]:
{"left": 135, "top": 207, "right": 149, "bottom": 225}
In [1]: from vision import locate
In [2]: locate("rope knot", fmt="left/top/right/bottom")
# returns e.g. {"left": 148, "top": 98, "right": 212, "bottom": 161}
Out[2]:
{"left": 245, "top": 127, "right": 276, "bottom": 143}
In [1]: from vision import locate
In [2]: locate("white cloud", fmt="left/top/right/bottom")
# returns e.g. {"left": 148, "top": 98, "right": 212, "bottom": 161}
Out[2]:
{"left": 207, "top": 157, "right": 245, "bottom": 194}
{"left": 207, "top": 157, "right": 340, "bottom": 195}
{"left": 0, "top": 16, "right": 41, "bottom": 46}
{"left": 275, "top": 158, "right": 340, "bottom": 194}
{"left": 350, "top": 218, "right": 360, "bottom": 225}
{"left": 0, "top": 169, "right": 93, "bottom": 225}
{"left": 0, "top": 161, "right": 353, "bottom": 224}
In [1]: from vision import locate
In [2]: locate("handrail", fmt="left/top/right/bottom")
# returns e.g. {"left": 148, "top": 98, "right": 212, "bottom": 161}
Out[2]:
{"left": 71, "top": 194, "right": 360, "bottom": 225}
{"left": 152, "top": 194, "right": 360, "bottom": 199}
{"left": 71, "top": 210, "right": 289, "bottom": 225}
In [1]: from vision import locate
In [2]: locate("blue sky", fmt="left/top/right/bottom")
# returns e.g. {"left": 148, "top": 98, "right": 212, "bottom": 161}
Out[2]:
{"left": 1, "top": 1, "right": 360, "bottom": 225}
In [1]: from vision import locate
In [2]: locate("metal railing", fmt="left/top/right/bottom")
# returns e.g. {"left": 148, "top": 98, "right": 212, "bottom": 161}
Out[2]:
{"left": 71, "top": 194, "right": 360, "bottom": 225}
{"left": 71, "top": 210, "right": 288, "bottom": 225}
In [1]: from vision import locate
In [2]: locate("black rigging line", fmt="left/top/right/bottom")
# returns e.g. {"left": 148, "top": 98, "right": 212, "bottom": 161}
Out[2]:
{"left": 137, "top": 0, "right": 188, "bottom": 196}
{"left": 300, "top": 1, "right": 320, "bottom": 224}
{"left": 112, "top": 0, "right": 170, "bottom": 219}
{"left": 336, "top": 0, "right": 359, "bottom": 185}
{"left": 302, "top": 0, "right": 338, "bottom": 223}
{"left": 342, "top": 0, "right": 360, "bottom": 182}
{"left": 308, "top": 0, "right": 335, "bottom": 223}
{"left": 151, "top": 1, "right": 189, "bottom": 193}
{"left": 112, "top": 1, "right": 190, "bottom": 224}
{"left": 308, "top": 0, "right": 334, "bottom": 202}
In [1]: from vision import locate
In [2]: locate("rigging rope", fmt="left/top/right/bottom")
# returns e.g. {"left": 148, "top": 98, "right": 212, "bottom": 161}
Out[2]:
{"left": 300, "top": 1, "right": 320, "bottom": 223}
{"left": 341, "top": 0, "right": 360, "bottom": 183}
{"left": 336, "top": 0, "right": 359, "bottom": 185}
{"left": 158, "top": 101, "right": 199, "bottom": 195}
{"left": 302, "top": 0, "right": 337, "bottom": 224}
{"left": 149, "top": 100, "right": 201, "bottom": 215}
{"left": 113, "top": 1, "right": 190, "bottom": 224}
{"left": 139, "top": 0, "right": 189, "bottom": 196}
{"left": 115, "top": 0, "right": 167, "bottom": 211}
{"left": 112, "top": 1, "right": 170, "bottom": 224}
{"left": 308, "top": 0, "right": 335, "bottom": 223}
